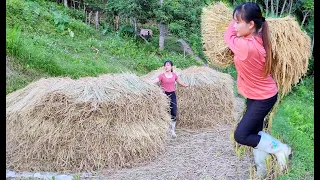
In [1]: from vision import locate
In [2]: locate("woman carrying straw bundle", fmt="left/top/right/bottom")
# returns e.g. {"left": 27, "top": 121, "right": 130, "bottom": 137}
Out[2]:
{"left": 224, "top": 2, "right": 291, "bottom": 178}
{"left": 150, "top": 60, "right": 188, "bottom": 138}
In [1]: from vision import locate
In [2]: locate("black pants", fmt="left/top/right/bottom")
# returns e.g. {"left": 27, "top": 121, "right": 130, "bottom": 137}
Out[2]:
{"left": 165, "top": 91, "right": 177, "bottom": 122}
{"left": 234, "top": 93, "right": 278, "bottom": 147}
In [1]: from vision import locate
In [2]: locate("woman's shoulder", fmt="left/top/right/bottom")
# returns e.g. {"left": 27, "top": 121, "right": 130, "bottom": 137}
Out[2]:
{"left": 158, "top": 72, "right": 164, "bottom": 79}
{"left": 172, "top": 72, "right": 178, "bottom": 77}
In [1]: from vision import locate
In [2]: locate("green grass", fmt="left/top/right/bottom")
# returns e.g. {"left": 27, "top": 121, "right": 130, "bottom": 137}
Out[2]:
{"left": 6, "top": 0, "right": 200, "bottom": 94}
{"left": 6, "top": 56, "right": 49, "bottom": 94}
{"left": 271, "top": 76, "right": 314, "bottom": 179}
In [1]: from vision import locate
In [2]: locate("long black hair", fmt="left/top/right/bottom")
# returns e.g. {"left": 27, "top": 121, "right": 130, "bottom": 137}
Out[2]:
{"left": 233, "top": 2, "right": 272, "bottom": 78}
{"left": 164, "top": 60, "right": 173, "bottom": 72}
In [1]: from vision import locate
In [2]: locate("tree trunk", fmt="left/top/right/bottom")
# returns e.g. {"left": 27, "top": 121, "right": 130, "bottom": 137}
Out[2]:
{"left": 83, "top": 3, "right": 86, "bottom": 17}
{"left": 312, "top": 33, "right": 314, "bottom": 53}
{"left": 134, "top": 18, "right": 137, "bottom": 34}
{"left": 271, "top": 0, "right": 274, "bottom": 16}
{"left": 159, "top": 0, "right": 165, "bottom": 51}
{"left": 276, "top": 0, "right": 279, "bottom": 16}
{"left": 115, "top": 15, "right": 119, "bottom": 31}
{"left": 88, "top": 11, "right": 92, "bottom": 25}
{"left": 95, "top": 11, "right": 99, "bottom": 29}
{"left": 289, "top": 0, "right": 293, "bottom": 14}
{"left": 301, "top": 11, "right": 309, "bottom": 27}
{"left": 265, "top": 0, "right": 269, "bottom": 16}
{"left": 64, "top": 0, "right": 68, "bottom": 7}
{"left": 159, "top": 23, "right": 165, "bottom": 51}
{"left": 280, "top": 0, "right": 287, "bottom": 17}
{"left": 85, "top": 11, "right": 87, "bottom": 24}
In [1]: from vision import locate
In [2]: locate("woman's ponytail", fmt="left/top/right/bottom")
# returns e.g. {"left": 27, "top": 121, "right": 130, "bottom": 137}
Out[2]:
{"left": 261, "top": 20, "right": 273, "bottom": 78}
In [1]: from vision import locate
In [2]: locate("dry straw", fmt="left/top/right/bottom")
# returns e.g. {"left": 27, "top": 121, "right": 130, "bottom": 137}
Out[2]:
{"left": 201, "top": 2, "right": 234, "bottom": 67}
{"left": 201, "top": 2, "right": 312, "bottom": 98}
{"left": 6, "top": 74, "right": 171, "bottom": 173}
{"left": 176, "top": 66, "right": 236, "bottom": 129}
{"left": 267, "top": 16, "right": 312, "bottom": 98}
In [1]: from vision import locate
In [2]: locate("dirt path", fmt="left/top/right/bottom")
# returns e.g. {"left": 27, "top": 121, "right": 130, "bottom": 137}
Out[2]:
{"left": 176, "top": 39, "right": 207, "bottom": 67}
{"left": 7, "top": 97, "right": 252, "bottom": 180}
{"left": 98, "top": 97, "right": 252, "bottom": 180}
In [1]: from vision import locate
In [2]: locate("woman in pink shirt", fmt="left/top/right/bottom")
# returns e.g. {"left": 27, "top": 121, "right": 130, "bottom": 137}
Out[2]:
{"left": 224, "top": 2, "right": 291, "bottom": 178}
{"left": 151, "top": 60, "right": 188, "bottom": 138}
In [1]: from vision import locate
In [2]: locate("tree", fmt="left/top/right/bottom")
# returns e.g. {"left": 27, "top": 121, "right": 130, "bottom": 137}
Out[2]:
{"left": 106, "top": 0, "right": 159, "bottom": 31}
{"left": 264, "top": 0, "right": 269, "bottom": 16}
{"left": 280, "top": 0, "right": 287, "bottom": 17}
{"left": 64, "top": 0, "right": 68, "bottom": 7}
{"left": 301, "top": 0, "right": 313, "bottom": 27}
{"left": 270, "top": 0, "right": 274, "bottom": 16}
{"left": 159, "top": 0, "right": 165, "bottom": 50}
{"left": 276, "top": 0, "right": 279, "bottom": 15}
{"left": 288, "top": 0, "right": 293, "bottom": 14}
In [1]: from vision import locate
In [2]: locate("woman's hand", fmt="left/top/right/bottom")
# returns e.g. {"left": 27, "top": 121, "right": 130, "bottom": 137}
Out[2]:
{"left": 177, "top": 79, "right": 188, "bottom": 87}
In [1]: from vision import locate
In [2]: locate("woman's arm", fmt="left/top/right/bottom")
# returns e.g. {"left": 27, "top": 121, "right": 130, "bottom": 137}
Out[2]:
{"left": 224, "top": 20, "right": 249, "bottom": 60}
{"left": 176, "top": 79, "right": 188, "bottom": 87}
{"left": 149, "top": 77, "right": 160, "bottom": 84}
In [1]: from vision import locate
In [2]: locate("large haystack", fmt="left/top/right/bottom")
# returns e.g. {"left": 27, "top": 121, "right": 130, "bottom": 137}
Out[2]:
{"left": 201, "top": 2, "right": 234, "bottom": 67}
{"left": 6, "top": 74, "right": 171, "bottom": 173}
{"left": 201, "top": 2, "right": 312, "bottom": 98}
{"left": 176, "top": 66, "right": 236, "bottom": 129}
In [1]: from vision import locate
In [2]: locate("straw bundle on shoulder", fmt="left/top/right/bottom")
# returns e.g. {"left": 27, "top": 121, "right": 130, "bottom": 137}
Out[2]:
{"left": 201, "top": 2, "right": 234, "bottom": 67}
{"left": 201, "top": 2, "right": 312, "bottom": 98}
{"left": 6, "top": 74, "right": 171, "bottom": 173}
{"left": 176, "top": 66, "right": 236, "bottom": 129}
{"left": 267, "top": 16, "right": 312, "bottom": 98}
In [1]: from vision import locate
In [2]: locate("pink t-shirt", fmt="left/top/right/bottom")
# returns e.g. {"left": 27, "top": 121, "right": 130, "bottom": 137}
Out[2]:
{"left": 158, "top": 72, "right": 178, "bottom": 92}
{"left": 224, "top": 20, "right": 278, "bottom": 100}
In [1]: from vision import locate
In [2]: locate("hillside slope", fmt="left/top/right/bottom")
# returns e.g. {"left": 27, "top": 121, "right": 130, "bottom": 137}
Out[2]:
{"left": 6, "top": 0, "right": 201, "bottom": 94}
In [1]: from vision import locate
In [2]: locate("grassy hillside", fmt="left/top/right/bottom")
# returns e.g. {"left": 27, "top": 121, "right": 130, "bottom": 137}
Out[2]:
{"left": 272, "top": 76, "right": 314, "bottom": 179}
{"left": 6, "top": 0, "right": 202, "bottom": 94}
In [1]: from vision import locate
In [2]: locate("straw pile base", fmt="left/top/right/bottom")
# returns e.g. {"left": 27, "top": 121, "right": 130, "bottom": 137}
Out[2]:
{"left": 6, "top": 74, "right": 171, "bottom": 173}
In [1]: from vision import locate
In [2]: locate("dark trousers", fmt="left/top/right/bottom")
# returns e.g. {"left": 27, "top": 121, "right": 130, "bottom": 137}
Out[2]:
{"left": 234, "top": 93, "right": 278, "bottom": 147}
{"left": 165, "top": 91, "right": 177, "bottom": 122}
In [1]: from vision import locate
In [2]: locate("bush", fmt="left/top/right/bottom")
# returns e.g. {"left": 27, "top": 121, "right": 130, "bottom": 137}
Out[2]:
{"left": 119, "top": 25, "right": 135, "bottom": 37}
{"left": 169, "top": 21, "right": 186, "bottom": 38}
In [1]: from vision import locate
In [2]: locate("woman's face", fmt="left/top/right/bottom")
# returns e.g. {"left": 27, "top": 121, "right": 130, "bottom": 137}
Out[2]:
{"left": 233, "top": 12, "right": 255, "bottom": 37}
{"left": 164, "top": 62, "right": 172, "bottom": 72}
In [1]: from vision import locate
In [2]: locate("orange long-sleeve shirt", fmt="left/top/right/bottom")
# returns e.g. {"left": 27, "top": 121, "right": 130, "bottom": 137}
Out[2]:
{"left": 224, "top": 20, "right": 278, "bottom": 100}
